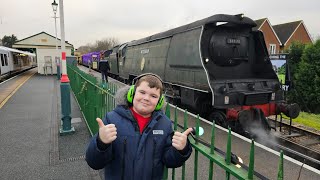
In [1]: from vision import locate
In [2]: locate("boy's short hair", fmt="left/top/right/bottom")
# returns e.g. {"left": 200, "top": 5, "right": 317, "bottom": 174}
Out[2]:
{"left": 135, "top": 75, "right": 163, "bottom": 95}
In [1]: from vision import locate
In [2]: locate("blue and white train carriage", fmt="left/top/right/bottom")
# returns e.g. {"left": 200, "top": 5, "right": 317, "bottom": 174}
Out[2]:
{"left": 0, "top": 46, "right": 36, "bottom": 79}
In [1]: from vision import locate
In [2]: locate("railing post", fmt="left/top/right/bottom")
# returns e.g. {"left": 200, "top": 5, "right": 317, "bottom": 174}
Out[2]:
{"left": 277, "top": 151, "right": 284, "bottom": 180}
{"left": 165, "top": 103, "right": 171, "bottom": 118}
{"left": 226, "top": 128, "right": 232, "bottom": 180}
{"left": 209, "top": 121, "right": 215, "bottom": 180}
{"left": 163, "top": 103, "right": 171, "bottom": 180}
{"left": 182, "top": 109, "right": 188, "bottom": 180}
{"left": 248, "top": 139, "right": 255, "bottom": 179}
{"left": 194, "top": 114, "right": 200, "bottom": 180}
{"left": 172, "top": 106, "right": 178, "bottom": 180}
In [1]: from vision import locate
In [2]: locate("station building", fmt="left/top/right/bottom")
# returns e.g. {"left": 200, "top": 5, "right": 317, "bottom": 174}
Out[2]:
{"left": 12, "top": 31, "right": 74, "bottom": 75}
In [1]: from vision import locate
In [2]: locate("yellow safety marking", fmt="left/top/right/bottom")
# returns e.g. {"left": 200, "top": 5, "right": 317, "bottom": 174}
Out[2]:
{"left": 0, "top": 71, "right": 36, "bottom": 109}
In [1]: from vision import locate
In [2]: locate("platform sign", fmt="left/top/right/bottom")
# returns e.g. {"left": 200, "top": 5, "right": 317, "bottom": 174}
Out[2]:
{"left": 92, "top": 62, "right": 98, "bottom": 69}
{"left": 269, "top": 53, "right": 287, "bottom": 60}
{"left": 269, "top": 53, "right": 291, "bottom": 91}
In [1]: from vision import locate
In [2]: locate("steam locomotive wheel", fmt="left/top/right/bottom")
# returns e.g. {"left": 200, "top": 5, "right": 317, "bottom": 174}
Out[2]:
{"left": 208, "top": 111, "right": 227, "bottom": 128}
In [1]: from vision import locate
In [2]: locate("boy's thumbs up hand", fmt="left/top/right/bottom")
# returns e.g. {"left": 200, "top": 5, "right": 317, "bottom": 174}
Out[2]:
{"left": 172, "top": 128, "right": 193, "bottom": 150}
{"left": 97, "top": 118, "right": 117, "bottom": 144}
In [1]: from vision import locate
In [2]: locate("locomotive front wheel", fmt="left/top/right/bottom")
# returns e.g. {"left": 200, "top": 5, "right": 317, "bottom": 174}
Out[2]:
{"left": 208, "top": 111, "right": 227, "bottom": 128}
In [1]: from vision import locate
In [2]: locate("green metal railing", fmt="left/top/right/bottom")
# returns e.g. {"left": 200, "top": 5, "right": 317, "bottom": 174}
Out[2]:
{"left": 67, "top": 63, "right": 285, "bottom": 180}
{"left": 67, "top": 64, "right": 119, "bottom": 135}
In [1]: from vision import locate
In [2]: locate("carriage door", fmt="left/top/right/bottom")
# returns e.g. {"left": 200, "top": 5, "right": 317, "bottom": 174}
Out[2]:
{"left": 118, "top": 44, "right": 128, "bottom": 78}
{"left": 1, "top": 53, "right": 10, "bottom": 74}
{"left": 0, "top": 54, "right": 2, "bottom": 75}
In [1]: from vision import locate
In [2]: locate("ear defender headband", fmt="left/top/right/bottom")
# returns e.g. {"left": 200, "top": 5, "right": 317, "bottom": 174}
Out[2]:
{"left": 127, "top": 73, "right": 165, "bottom": 111}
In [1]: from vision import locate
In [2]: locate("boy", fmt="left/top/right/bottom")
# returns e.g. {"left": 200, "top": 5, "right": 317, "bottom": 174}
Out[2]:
{"left": 86, "top": 73, "right": 193, "bottom": 180}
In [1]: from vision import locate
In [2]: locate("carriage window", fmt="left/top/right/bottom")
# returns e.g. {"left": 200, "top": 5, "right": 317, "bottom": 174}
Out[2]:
{"left": 1, "top": 54, "right": 4, "bottom": 66}
{"left": 13, "top": 55, "right": 18, "bottom": 65}
{"left": 4, "top": 54, "right": 8, "bottom": 66}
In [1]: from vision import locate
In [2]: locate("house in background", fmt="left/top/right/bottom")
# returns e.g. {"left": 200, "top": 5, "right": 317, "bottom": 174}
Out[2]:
{"left": 254, "top": 18, "right": 281, "bottom": 55}
{"left": 12, "top": 31, "right": 73, "bottom": 75}
{"left": 273, "top": 20, "right": 313, "bottom": 52}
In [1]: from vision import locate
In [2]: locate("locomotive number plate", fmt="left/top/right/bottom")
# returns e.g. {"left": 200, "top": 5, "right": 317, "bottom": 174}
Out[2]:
{"left": 226, "top": 38, "right": 240, "bottom": 45}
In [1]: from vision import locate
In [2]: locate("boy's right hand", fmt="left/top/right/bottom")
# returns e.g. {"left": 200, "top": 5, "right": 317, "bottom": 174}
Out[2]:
{"left": 97, "top": 118, "right": 117, "bottom": 144}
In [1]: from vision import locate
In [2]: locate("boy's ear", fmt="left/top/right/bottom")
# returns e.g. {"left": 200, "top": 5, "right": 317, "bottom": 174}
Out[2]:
{"left": 127, "top": 85, "right": 135, "bottom": 103}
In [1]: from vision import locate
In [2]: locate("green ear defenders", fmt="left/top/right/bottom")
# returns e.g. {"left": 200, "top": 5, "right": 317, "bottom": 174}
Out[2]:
{"left": 127, "top": 73, "right": 165, "bottom": 110}
{"left": 127, "top": 85, "right": 135, "bottom": 104}
{"left": 155, "top": 94, "right": 165, "bottom": 110}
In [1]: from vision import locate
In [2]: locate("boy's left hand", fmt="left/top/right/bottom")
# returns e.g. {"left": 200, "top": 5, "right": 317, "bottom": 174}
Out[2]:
{"left": 172, "top": 128, "right": 193, "bottom": 150}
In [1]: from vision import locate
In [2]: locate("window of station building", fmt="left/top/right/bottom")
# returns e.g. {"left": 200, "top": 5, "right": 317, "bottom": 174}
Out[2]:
{"left": 269, "top": 44, "right": 276, "bottom": 55}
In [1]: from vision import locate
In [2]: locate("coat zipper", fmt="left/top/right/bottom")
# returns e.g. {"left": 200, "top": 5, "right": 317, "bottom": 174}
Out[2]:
{"left": 121, "top": 138, "right": 127, "bottom": 180}
{"left": 151, "top": 138, "right": 157, "bottom": 178}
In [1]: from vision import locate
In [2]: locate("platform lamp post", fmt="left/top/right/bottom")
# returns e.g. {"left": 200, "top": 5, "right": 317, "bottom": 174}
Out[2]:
{"left": 51, "top": 0, "right": 60, "bottom": 80}
{"left": 58, "top": 0, "right": 75, "bottom": 135}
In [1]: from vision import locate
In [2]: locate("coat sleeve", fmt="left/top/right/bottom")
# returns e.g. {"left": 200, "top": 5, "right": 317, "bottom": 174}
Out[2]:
{"left": 161, "top": 127, "right": 192, "bottom": 168}
{"left": 85, "top": 114, "right": 113, "bottom": 170}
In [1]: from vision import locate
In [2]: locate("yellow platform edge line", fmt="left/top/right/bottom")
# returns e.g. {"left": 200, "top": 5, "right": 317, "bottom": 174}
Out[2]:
{"left": 0, "top": 72, "right": 36, "bottom": 109}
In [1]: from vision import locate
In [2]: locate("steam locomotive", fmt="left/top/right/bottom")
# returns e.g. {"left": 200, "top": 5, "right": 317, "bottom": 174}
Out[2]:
{"left": 107, "top": 14, "right": 300, "bottom": 133}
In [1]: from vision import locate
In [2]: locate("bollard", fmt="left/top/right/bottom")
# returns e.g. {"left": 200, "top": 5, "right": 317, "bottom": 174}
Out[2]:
{"left": 60, "top": 80, "right": 75, "bottom": 135}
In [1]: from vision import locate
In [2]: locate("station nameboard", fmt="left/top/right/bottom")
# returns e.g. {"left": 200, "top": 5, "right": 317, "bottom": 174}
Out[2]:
{"left": 269, "top": 53, "right": 288, "bottom": 60}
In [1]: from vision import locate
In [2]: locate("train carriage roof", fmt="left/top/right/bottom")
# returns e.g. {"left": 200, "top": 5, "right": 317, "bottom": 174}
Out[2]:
{"left": 128, "top": 14, "right": 257, "bottom": 46}
{"left": 0, "top": 46, "right": 36, "bottom": 57}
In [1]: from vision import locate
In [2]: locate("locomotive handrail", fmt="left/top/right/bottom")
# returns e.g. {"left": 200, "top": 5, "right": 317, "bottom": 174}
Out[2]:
{"left": 66, "top": 62, "right": 285, "bottom": 180}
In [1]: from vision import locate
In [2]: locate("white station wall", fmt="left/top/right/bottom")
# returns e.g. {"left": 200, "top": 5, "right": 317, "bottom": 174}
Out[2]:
{"left": 36, "top": 48, "right": 71, "bottom": 74}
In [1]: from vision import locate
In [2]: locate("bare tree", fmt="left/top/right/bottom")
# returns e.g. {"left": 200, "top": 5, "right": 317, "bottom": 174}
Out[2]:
{"left": 77, "top": 37, "right": 120, "bottom": 54}
{"left": 77, "top": 43, "right": 92, "bottom": 54}
{"left": 91, "top": 37, "right": 120, "bottom": 52}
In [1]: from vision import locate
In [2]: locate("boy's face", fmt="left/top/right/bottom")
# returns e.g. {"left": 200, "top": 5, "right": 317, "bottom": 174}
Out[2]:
{"left": 133, "top": 81, "right": 161, "bottom": 117}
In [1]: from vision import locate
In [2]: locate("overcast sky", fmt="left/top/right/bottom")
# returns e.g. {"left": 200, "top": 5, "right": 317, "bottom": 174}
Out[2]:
{"left": 1, "top": 0, "right": 319, "bottom": 48}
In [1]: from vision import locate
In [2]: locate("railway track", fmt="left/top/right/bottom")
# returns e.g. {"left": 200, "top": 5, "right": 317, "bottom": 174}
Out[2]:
{"left": 265, "top": 118, "right": 320, "bottom": 169}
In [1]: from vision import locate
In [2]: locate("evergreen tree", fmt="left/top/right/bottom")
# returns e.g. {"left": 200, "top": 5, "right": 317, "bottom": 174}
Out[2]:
{"left": 1, "top": 34, "right": 18, "bottom": 48}
{"left": 295, "top": 40, "right": 320, "bottom": 113}
{"left": 286, "top": 42, "right": 306, "bottom": 105}
{"left": 287, "top": 41, "right": 306, "bottom": 77}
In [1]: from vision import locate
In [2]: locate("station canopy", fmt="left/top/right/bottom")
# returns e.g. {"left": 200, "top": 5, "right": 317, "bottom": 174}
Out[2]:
{"left": 0, "top": 46, "right": 36, "bottom": 57}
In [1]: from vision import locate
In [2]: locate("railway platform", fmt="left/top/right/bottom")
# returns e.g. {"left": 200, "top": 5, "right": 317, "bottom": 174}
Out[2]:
{"left": 0, "top": 68, "right": 101, "bottom": 179}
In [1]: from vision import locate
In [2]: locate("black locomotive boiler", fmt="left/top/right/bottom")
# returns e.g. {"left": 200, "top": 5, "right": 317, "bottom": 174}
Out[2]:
{"left": 108, "top": 14, "right": 300, "bottom": 133}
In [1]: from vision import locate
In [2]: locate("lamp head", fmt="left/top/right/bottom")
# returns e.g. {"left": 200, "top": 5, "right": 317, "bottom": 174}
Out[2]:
{"left": 51, "top": 0, "right": 58, "bottom": 13}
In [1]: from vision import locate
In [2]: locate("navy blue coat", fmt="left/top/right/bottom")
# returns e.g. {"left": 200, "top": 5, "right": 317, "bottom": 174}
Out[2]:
{"left": 98, "top": 60, "right": 110, "bottom": 72}
{"left": 86, "top": 105, "right": 192, "bottom": 180}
